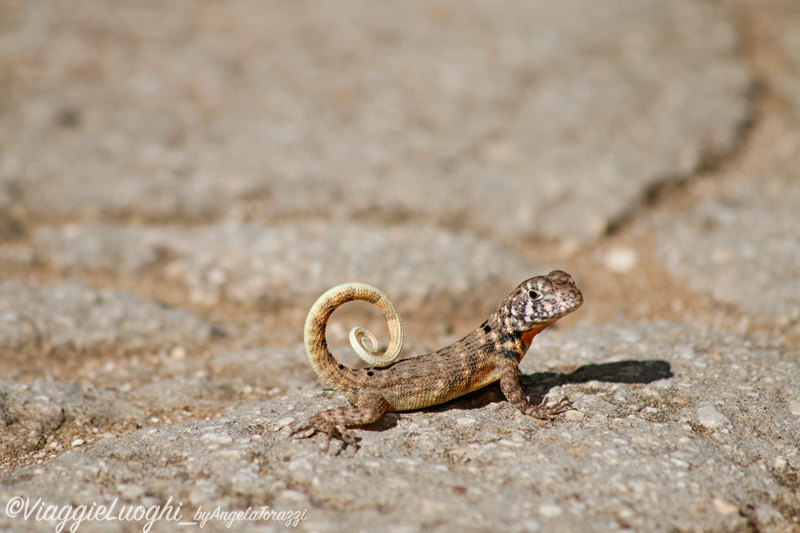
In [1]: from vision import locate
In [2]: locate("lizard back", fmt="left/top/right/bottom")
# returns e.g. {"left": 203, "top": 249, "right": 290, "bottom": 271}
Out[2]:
{"left": 303, "top": 271, "right": 583, "bottom": 412}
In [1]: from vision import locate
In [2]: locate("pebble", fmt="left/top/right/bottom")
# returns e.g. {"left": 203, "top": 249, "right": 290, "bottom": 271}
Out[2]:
{"left": 603, "top": 246, "right": 638, "bottom": 274}
{"left": 538, "top": 503, "right": 563, "bottom": 518}
{"left": 696, "top": 406, "right": 730, "bottom": 430}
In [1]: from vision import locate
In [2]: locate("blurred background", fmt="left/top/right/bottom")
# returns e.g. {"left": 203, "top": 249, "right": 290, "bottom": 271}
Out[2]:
{"left": 0, "top": 0, "right": 798, "bottom": 468}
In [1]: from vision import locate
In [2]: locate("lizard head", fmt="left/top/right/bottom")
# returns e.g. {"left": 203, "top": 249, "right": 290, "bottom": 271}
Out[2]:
{"left": 500, "top": 270, "right": 583, "bottom": 348}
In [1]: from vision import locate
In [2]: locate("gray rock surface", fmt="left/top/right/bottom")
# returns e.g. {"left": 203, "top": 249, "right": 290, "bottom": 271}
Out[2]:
{"left": 656, "top": 164, "right": 800, "bottom": 331}
{"left": 758, "top": 0, "right": 800, "bottom": 119}
{"left": 1, "top": 1, "right": 799, "bottom": 532}
{"left": 0, "top": 178, "right": 21, "bottom": 240}
{"left": 123, "top": 347, "right": 318, "bottom": 412}
{"left": 0, "top": 282, "right": 218, "bottom": 361}
{"left": 1, "top": 323, "right": 798, "bottom": 532}
{"left": 651, "top": 0, "right": 800, "bottom": 335}
{"left": 0, "top": 346, "right": 320, "bottom": 472}
{"left": 33, "top": 222, "right": 536, "bottom": 315}
{"left": 0, "top": 381, "right": 143, "bottom": 459}
{"left": 1, "top": 0, "right": 750, "bottom": 243}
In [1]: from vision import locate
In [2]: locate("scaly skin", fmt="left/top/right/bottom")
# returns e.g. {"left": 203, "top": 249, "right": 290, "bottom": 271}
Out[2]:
{"left": 293, "top": 270, "right": 583, "bottom": 452}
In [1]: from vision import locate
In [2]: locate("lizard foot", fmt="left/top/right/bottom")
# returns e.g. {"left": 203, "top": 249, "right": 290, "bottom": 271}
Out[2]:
{"left": 524, "top": 396, "right": 573, "bottom": 420}
{"left": 290, "top": 420, "right": 358, "bottom": 455}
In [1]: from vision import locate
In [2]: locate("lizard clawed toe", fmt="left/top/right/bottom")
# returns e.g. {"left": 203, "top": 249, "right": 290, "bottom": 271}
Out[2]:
{"left": 524, "top": 397, "right": 573, "bottom": 420}
{"left": 289, "top": 420, "right": 358, "bottom": 454}
{"left": 289, "top": 423, "right": 317, "bottom": 440}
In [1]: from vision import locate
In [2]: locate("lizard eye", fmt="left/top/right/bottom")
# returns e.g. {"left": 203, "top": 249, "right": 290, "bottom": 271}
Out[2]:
{"left": 528, "top": 289, "right": 542, "bottom": 301}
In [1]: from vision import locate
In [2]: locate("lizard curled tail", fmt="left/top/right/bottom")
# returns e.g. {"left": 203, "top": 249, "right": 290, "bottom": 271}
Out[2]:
{"left": 295, "top": 271, "right": 583, "bottom": 452}
{"left": 303, "top": 282, "right": 404, "bottom": 401}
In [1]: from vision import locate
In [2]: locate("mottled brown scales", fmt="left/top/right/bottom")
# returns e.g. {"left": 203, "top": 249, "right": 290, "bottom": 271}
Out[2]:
{"left": 292, "top": 270, "right": 583, "bottom": 452}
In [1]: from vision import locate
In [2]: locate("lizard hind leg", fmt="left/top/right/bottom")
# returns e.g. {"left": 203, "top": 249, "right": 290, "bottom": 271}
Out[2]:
{"left": 292, "top": 392, "right": 392, "bottom": 454}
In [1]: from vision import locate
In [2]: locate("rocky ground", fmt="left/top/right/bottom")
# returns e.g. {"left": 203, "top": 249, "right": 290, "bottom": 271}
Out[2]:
{"left": 1, "top": 0, "right": 799, "bottom": 532}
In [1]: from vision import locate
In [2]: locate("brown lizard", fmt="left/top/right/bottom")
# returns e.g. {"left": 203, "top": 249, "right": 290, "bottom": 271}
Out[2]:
{"left": 293, "top": 270, "right": 583, "bottom": 451}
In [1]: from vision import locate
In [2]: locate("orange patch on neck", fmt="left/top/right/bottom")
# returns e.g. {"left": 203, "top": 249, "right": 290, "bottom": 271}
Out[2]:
{"left": 519, "top": 323, "right": 552, "bottom": 353}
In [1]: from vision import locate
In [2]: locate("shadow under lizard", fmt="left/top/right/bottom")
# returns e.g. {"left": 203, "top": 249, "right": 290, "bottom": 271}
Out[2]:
{"left": 293, "top": 270, "right": 583, "bottom": 452}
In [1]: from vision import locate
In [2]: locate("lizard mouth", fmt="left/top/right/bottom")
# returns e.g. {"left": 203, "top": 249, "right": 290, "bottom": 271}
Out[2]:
{"left": 560, "top": 289, "right": 583, "bottom": 312}
{"left": 544, "top": 294, "right": 583, "bottom": 320}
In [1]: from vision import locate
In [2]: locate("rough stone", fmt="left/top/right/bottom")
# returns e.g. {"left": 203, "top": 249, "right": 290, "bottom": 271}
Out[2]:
{"left": 0, "top": 345, "right": 320, "bottom": 471}
{"left": 695, "top": 405, "right": 730, "bottom": 430}
{"left": 33, "top": 222, "right": 536, "bottom": 316}
{"left": 1, "top": 323, "right": 797, "bottom": 532}
{"left": 0, "top": 178, "right": 22, "bottom": 241}
{"left": 656, "top": 164, "right": 800, "bottom": 331}
{"left": 753, "top": 0, "right": 800, "bottom": 120}
{"left": 0, "top": 1, "right": 797, "bottom": 531}
{"left": 123, "top": 347, "right": 318, "bottom": 412}
{"left": 0, "top": 0, "right": 751, "bottom": 243}
{"left": 652, "top": 0, "right": 800, "bottom": 335}
{"left": 0, "top": 381, "right": 143, "bottom": 460}
{"left": 0, "top": 282, "right": 219, "bottom": 361}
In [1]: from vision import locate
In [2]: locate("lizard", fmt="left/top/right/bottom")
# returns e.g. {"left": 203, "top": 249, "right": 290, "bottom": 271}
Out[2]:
{"left": 292, "top": 270, "right": 583, "bottom": 452}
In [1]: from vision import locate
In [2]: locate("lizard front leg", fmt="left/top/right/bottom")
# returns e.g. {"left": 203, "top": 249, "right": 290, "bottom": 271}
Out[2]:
{"left": 500, "top": 356, "right": 572, "bottom": 420}
{"left": 292, "top": 392, "right": 391, "bottom": 453}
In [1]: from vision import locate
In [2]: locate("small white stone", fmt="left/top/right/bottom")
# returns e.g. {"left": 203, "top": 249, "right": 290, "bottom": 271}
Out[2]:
{"left": 279, "top": 489, "right": 309, "bottom": 503}
{"left": 207, "top": 268, "right": 227, "bottom": 285}
{"left": 712, "top": 497, "right": 739, "bottom": 516}
{"left": 711, "top": 247, "right": 734, "bottom": 263}
{"left": 117, "top": 484, "right": 145, "bottom": 500}
{"left": 696, "top": 405, "right": 729, "bottom": 430}
{"left": 670, "top": 458, "right": 689, "bottom": 469}
{"left": 71, "top": 438, "right": 85, "bottom": 447}
{"left": 604, "top": 246, "right": 638, "bottom": 274}
{"left": 788, "top": 401, "right": 800, "bottom": 416}
{"left": 275, "top": 417, "right": 295, "bottom": 430}
{"left": 170, "top": 346, "right": 186, "bottom": 360}
{"left": 618, "top": 507, "right": 635, "bottom": 520}
{"left": 200, "top": 432, "right": 233, "bottom": 446}
{"left": 538, "top": 503, "right": 563, "bottom": 517}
